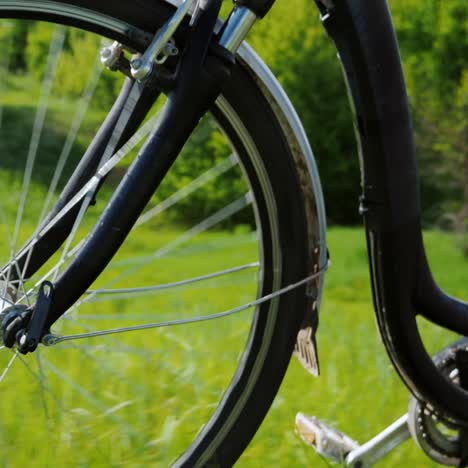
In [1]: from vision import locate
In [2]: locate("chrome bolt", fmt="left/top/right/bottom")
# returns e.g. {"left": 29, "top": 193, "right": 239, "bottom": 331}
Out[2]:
{"left": 100, "top": 47, "right": 112, "bottom": 59}
{"left": 42, "top": 334, "right": 58, "bottom": 346}
{"left": 131, "top": 58, "right": 143, "bottom": 69}
{"left": 19, "top": 332, "right": 27, "bottom": 347}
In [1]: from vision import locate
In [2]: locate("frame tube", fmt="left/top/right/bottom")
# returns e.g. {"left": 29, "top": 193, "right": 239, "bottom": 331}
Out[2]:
{"left": 318, "top": 0, "right": 468, "bottom": 420}
{"left": 44, "top": 0, "right": 229, "bottom": 328}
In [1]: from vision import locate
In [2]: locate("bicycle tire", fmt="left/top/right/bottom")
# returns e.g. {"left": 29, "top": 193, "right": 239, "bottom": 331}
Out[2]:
{"left": 0, "top": 2, "right": 326, "bottom": 466}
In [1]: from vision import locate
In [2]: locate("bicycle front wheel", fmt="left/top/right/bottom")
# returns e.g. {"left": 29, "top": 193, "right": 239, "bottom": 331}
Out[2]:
{"left": 0, "top": 1, "right": 326, "bottom": 465}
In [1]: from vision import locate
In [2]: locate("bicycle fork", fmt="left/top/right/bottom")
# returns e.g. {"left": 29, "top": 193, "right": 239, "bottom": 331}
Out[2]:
{"left": 0, "top": 0, "right": 258, "bottom": 351}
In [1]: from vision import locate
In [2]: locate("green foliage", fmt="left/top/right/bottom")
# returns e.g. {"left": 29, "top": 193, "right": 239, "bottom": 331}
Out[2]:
{"left": 7, "top": 20, "right": 30, "bottom": 71}
{"left": 248, "top": 0, "right": 360, "bottom": 224}
{"left": 247, "top": 227, "right": 466, "bottom": 467}
{"left": 0, "top": 227, "right": 464, "bottom": 465}
{"left": 150, "top": 116, "right": 253, "bottom": 227}
{"left": 392, "top": 0, "right": 467, "bottom": 249}
{"left": 0, "top": 0, "right": 465, "bottom": 231}
{"left": 24, "top": 23, "right": 122, "bottom": 107}
{"left": 24, "top": 21, "right": 53, "bottom": 79}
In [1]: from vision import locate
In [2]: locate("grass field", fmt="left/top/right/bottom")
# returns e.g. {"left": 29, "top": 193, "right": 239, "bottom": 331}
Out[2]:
{"left": 0, "top": 224, "right": 465, "bottom": 467}
{"left": 0, "top": 32, "right": 466, "bottom": 466}
{"left": 244, "top": 227, "right": 466, "bottom": 467}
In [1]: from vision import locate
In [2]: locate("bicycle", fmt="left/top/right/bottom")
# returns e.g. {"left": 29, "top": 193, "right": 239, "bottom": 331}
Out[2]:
{"left": 0, "top": 0, "right": 465, "bottom": 466}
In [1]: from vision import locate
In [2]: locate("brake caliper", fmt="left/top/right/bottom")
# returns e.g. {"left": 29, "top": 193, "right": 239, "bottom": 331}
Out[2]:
{"left": 0, "top": 281, "right": 53, "bottom": 354}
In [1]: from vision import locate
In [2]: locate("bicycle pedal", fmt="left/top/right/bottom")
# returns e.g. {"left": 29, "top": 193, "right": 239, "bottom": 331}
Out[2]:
{"left": 295, "top": 413, "right": 359, "bottom": 463}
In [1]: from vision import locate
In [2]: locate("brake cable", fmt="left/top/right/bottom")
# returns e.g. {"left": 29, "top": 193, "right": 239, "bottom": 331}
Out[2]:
{"left": 42, "top": 262, "right": 329, "bottom": 346}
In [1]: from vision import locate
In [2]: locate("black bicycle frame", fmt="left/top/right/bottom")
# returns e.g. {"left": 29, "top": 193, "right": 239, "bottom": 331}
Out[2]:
{"left": 0, "top": 0, "right": 228, "bottom": 328}
{"left": 314, "top": 0, "right": 468, "bottom": 422}
{"left": 37, "top": 0, "right": 235, "bottom": 330}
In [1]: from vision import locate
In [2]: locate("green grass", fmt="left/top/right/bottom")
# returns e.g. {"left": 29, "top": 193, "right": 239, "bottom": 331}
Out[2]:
{"left": 0, "top": 226, "right": 260, "bottom": 466}
{"left": 243, "top": 228, "right": 466, "bottom": 467}
{"left": 0, "top": 81, "right": 466, "bottom": 465}
{"left": 0, "top": 226, "right": 465, "bottom": 467}
{"left": 0, "top": 48, "right": 466, "bottom": 468}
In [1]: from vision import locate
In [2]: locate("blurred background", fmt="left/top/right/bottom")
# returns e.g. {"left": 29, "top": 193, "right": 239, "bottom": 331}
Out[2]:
{"left": 2, "top": 0, "right": 466, "bottom": 239}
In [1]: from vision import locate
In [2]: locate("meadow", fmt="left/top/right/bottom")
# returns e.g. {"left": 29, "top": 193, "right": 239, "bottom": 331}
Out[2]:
{"left": 245, "top": 227, "right": 466, "bottom": 467}
{"left": 0, "top": 224, "right": 465, "bottom": 467}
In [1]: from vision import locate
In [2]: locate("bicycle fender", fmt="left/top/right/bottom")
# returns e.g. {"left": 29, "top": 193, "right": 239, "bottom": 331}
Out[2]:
{"left": 237, "top": 42, "right": 328, "bottom": 377}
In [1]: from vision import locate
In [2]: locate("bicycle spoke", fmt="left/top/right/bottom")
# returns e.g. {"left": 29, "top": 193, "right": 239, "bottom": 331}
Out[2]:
{"left": 112, "top": 230, "right": 257, "bottom": 268}
{"left": 35, "top": 352, "right": 52, "bottom": 432}
{"left": 0, "top": 198, "right": 18, "bottom": 303}
{"left": 136, "top": 154, "right": 238, "bottom": 228}
{"left": 18, "top": 71, "right": 150, "bottom": 289}
{"left": 0, "top": 268, "right": 12, "bottom": 309}
{"left": 16, "top": 352, "right": 103, "bottom": 440}
{"left": 11, "top": 260, "right": 31, "bottom": 306}
{"left": 49, "top": 83, "right": 151, "bottom": 280}
{"left": 2, "top": 110, "right": 160, "bottom": 282}
{"left": 0, "top": 351, "right": 18, "bottom": 384}
{"left": 65, "top": 341, "right": 160, "bottom": 393}
{"left": 0, "top": 23, "right": 12, "bottom": 131}
{"left": 37, "top": 46, "right": 104, "bottom": 226}
{"left": 10, "top": 26, "right": 66, "bottom": 258}
{"left": 34, "top": 111, "right": 157, "bottom": 241}
{"left": 85, "top": 262, "right": 259, "bottom": 300}
{"left": 41, "top": 357, "right": 139, "bottom": 437}
{"left": 52, "top": 191, "right": 94, "bottom": 282}
{"left": 53, "top": 317, "right": 237, "bottom": 388}
{"left": 16, "top": 352, "right": 63, "bottom": 408}
{"left": 15, "top": 240, "right": 85, "bottom": 305}
{"left": 69, "top": 193, "right": 253, "bottom": 314}
{"left": 18, "top": 46, "right": 104, "bottom": 283}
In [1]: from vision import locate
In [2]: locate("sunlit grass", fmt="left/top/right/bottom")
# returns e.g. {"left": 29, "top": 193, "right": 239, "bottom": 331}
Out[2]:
{"left": 0, "top": 225, "right": 259, "bottom": 466}
{"left": 0, "top": 226, "right": 465, "bottom": 466}
{"left": 244, "top": 228, "right": 466, "bottom": 467}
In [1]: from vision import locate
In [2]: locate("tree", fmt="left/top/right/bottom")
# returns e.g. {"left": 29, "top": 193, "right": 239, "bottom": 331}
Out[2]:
{"left": 392, "top": 0, "right": 467, "bottom": 251}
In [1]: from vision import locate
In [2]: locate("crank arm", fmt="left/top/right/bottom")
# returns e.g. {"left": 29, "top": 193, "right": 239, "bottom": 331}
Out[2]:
{"left": 345, "top": 415, "right": 410, "bottom": 467}
{"left": 43, "top": 0, "right": 232, "bottom": 330}
{"left": 296, "top": 413, "right": 410, "bottom": 467}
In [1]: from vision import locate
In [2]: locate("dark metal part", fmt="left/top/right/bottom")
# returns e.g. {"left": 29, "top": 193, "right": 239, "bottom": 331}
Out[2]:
{"left": 17, "top": 281, "right": 53, "bottom": 354}
{"left": 42, "top": 0, "right": 231, "bottom": 330}
{"left": 318, "top": 0, "right": 468, "bottom": 421}
{"left": 129, "top": 0, "right": 190, "bottom": 81}
{"left": 1, "top": 304, "right": 30, "bottom": 349}
{"left": 0, "top": 282, "right": 53, "bottom": 354}
{"left": 457, "top": 350, "right": 468, "bottom": 467}
{"left": 408, "top": 339, "right": 468, "bottom": 466}
{"left": 233, "top": 0, "right": 275, "bottom": 18}
{"left": 101, "top": 42, "right": 143, "bottom": 77}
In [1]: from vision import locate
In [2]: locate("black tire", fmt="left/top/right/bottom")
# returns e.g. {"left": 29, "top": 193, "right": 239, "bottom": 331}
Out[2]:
{"left": 0, "top": 2, "right": 323, "bottom": 466}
